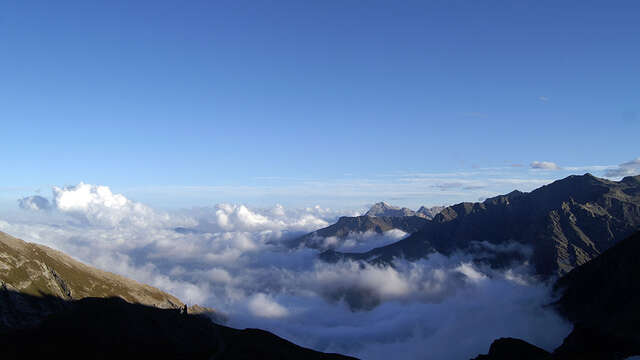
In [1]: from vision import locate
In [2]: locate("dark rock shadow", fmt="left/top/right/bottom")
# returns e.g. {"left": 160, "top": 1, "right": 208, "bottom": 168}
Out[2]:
{"left": 0, "top": 289, "right": 356, "bottom": 360}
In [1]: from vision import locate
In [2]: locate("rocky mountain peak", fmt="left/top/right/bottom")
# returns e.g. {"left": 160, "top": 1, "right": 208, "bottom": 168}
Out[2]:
{"left": 416, "top": 205, "right": 446, "bottom": 219}
{"left": 365, "top": 202, "right": 416, "bottom": 217}
{"left": 364, "top": 202, "right": 445, "bottom": 219}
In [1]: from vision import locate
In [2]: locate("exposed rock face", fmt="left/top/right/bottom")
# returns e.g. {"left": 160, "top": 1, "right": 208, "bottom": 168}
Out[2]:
{"left": 365, "top": 202, "right": 418, "bottom": 217}
{"left": 0, "top": 231, "right": 185, "bottom": 329}
{"left": 0, "top": 231, "right": 182, "bottom": 308}
{"left": 327, "top": 174, "right": 640, "bottom": 277}
{"left": 416, "top": 205, "right": 446, "bottom": 219}
{"left": 293, "top": 215, "right": 429, "bottom": 249}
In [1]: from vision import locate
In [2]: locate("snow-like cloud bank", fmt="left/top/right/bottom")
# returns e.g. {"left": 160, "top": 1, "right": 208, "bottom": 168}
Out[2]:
{"left": 18, "top": 195, "right": 51, "bottom": 211}
{"left": 530, "top": 161, "right": 561, "bottom": 170}
{"left": 3, "top": 183, "right": 571, "bottom": 359}
{"left": 605, "top": 157, "right": 640, "bottom": 178}
{"left": 19, "top": 183, "right": 179, "bottom": 228}
{"left": 248, "top": 293, "right": 289, "bottom": 318}
{"left": 301, "top": 228, "right": 409, "bottom": 253}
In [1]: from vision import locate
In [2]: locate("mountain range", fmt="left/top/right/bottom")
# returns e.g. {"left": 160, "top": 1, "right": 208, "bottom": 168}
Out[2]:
{"left": 319, "top": 174, "right": 640, "bottom": 277}
{"left": 290, "top": 203, "right": 443, "bottom": 249}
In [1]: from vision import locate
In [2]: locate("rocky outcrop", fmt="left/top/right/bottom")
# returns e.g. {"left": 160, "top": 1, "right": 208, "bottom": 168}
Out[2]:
{"left": 365, "top": 202, "right": 418, "bottom": 218}
{"left": 0, "top": 231, "right": 182, "bottom": 308}
{"left": 0, "top": 231, "right": 184, "bottom": 330}
{"left": 416, "top": 205, "right": 446, "bottom": 219}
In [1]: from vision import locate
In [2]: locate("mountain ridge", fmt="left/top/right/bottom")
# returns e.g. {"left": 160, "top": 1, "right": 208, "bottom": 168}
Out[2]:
{"left": 292, "top": 203, "right": 444, "bottom": 249}
{"left": 0, "top": 230, "right": 183, "bottom": 324}
{"left": 291, "top": 215, "right": 429, "bottom": 250}
{"left": 323, "top": 174, "right": 640, "bottom": 277}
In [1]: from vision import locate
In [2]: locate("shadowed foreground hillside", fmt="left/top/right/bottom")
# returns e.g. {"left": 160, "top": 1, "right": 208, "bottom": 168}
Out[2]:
{"left": 0, "top": 231, "right": 354, "bottom": 359}
{"left": 551, "top": 230, "right": 640, "bottom": 359}
{"left": 0, "top": 290, "right": 355, "bottom": 360}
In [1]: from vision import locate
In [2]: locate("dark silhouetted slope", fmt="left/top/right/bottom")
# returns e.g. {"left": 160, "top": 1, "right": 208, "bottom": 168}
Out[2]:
{"left": 0, "top": 292, "right": 355, "bottom": 360}
{"left": 551, "top": 229, "right": 640, "bottom": 359}
{"left": 472, "top": 338, "right": 551, "bottom": 360}
{"left": 0, "top": 231, "right": 356, "bottom": 360}
{"left": 473, "top": 230, "right": 640, "bottom": 360}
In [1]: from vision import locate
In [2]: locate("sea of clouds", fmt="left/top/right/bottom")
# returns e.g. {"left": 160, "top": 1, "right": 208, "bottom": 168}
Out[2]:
{"left": 1, "top": 183, "right": 571, "bottom": 359}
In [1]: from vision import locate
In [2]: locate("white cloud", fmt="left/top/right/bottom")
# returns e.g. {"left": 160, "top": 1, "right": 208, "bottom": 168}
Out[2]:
{"left": 455, "top": 262, "right": 487, "bottom": 283}
{"left": 303, "top": 229, "right": 409, "bottom": 252}
{"left": 53, "top": 183, "right": 128, "bottom": 211}
{"left": 1, "top": 182, "right": 573, "bottom": 359}
{"left": 204, "top": 268, "right": 233, "bottom": 284}
{"left": 530, "top": 161, "right": 561, "bottom": 170}
{"left": 604, "top": 157, "right": 640, "bottom": 178}
{"left": 20, "top": 183, "right": 183, "bottom": 228}
{"left": 248, "top": 293, "right": 289, "bottom": 318}
{"left": 18, "top": 195, "right": 51, "bottom": 211}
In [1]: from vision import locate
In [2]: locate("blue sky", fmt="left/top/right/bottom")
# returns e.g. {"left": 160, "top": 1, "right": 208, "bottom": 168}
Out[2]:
{"left": 1, "top": 0, "right": 638, "bottom": 209}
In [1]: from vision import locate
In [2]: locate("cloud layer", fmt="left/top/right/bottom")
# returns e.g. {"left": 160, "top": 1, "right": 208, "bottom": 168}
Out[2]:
{"left": 530, "top": 161, "right": 561, "bottom": 170}
{"left": 605, "top": 157, "right": 640, "bottom": 177}
{"left": 3, "top": 183, "right": 571, "bottom": 359}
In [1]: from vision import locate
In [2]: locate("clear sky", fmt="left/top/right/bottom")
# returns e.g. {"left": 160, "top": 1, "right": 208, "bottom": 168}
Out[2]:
{"left": 1, "top": 0, "right": 638, "bottom": 209}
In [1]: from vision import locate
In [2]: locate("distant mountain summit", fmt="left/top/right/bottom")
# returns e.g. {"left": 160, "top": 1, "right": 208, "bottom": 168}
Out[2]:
{"left": 324, "top": 174, "right": 640, "bottom": 277}
{"left": 416, "top": 205, "right": 446, "bottom": 219}
{"left": 365, "top": 202, "right": 417, "bottom": 217}
{"left": 291, "top": 202, "right": 444, "bottom": 250}
{"left": 364, "top": 202, "right": 444, "bottom": 220}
